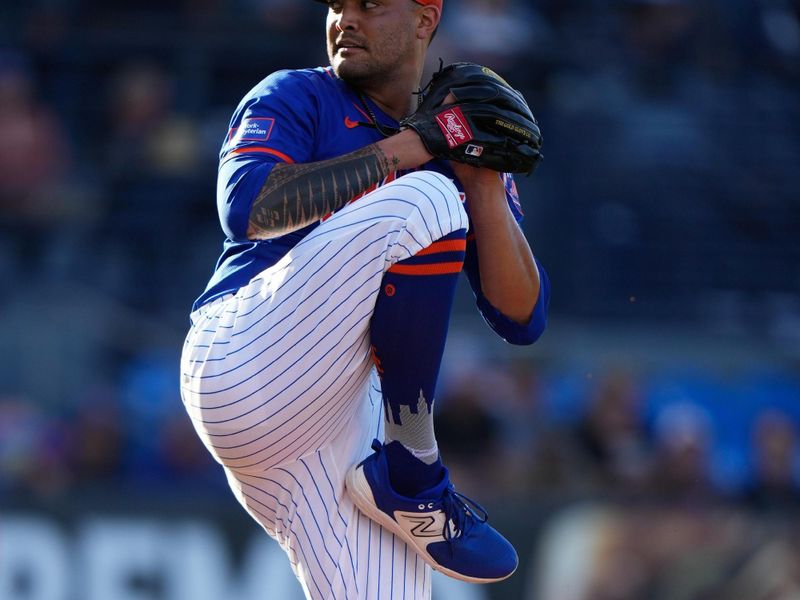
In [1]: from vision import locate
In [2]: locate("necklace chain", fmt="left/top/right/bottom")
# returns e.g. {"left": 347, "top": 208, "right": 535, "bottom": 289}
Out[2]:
{"left": 358, "top": 93, "right": 400, "bottom": 138}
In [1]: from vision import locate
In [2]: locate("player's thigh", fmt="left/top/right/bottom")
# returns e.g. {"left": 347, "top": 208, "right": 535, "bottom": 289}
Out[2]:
{"left": 180, "top": 171, "right": 466, "bottom": 473}
{"left": 180, "top": 287, "right": 374, "bottom": 474}
{"left": 180, "top": 231, "right": 388, "bottom": 474}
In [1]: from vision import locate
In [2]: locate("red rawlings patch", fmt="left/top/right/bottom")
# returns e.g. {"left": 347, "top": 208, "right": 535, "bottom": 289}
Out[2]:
{"left": 435, "top": 107, "right": 473, "bottom": 149}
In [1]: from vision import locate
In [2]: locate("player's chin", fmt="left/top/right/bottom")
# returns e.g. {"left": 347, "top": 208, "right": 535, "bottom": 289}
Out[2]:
{"left": 331, "top": 54, "right": 374, "bottom": 83}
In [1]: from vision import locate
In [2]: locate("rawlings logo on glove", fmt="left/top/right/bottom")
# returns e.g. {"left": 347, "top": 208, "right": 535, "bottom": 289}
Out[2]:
{"left": 435, "top": 107, "right": 474, "bottom": 149}
{"left": 401, "top": 62, "right": 543, "bottom": 175}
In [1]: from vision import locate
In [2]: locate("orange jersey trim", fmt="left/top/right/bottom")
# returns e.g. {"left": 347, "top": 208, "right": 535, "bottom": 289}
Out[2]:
{"left": 230, "top": 146, "right": 295, "bottom": 164}
{"left": 370, "top": 345, "right": 385, "bottom": 375}
{"left": 388, "top": 262, "right": 464, "bottom": 276}
{"left": 415, "top": 239, "right": 467, "bottom": 256}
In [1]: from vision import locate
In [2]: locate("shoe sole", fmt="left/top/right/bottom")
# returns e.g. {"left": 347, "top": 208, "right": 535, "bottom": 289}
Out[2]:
{"left": 345, "top": 464, "right": 516, "bottom": 584}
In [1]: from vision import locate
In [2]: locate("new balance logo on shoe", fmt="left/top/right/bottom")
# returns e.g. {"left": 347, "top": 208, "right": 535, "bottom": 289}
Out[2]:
{"left": 395, "top": 511, "right": 444, "bottom": 540}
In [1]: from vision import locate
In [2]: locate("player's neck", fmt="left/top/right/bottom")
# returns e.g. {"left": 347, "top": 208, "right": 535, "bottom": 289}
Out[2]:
{"left": 359, "top": 89, "right": 415, "bottom": 122}
{"left": 357, "top": 64, "right": 423, "bottom": 121}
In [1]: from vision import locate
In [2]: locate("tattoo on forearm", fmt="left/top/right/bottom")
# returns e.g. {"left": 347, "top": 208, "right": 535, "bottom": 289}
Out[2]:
{"left": 248, "top": 144, "right": 397, "bottom": 239}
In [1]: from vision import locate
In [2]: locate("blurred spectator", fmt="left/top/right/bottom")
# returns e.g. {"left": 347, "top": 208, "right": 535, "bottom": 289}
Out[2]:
{"left": 744, "top": 409, "right": 800, "bottom": 510}
{"left": 98, "top": 61, "right": 211, "bottom": 308}
{"left": 0, "top": 54, "right": 71, "bottom": 220}
{"left": 104, "top": 61, "right": 200, "bottom": 179}
{"left": 619, "top": 0, "right": 700, "bottom": 78}
{"left": 239, "top": 0, "right": 312, "bottom": 29}
{"left": 118, "top": 352, "right": 187, "bottom": 481}
{"left": 434, "top": 371, "right": 505, "bottom": 499}
{"left": 70, "top": 389, "right": 125, "bottom": 485}
{"left": 650, "top": 403, "right": 718, "bottom": 503}
{"left": 489, "top": 358, "right": 547, "bottom": 498}
{"left": 158, "top": 412, "right": 219, "bottom": 484}
{"left": 0, "top": 398, "right": 72, "bottom": 496}
{"left": 570, "top": 370, "right": 651, "bottom": 494}
{"left": 440, "top": 0, "right": 552, "bottom": 74}
{"left": 534, "top": 507, "right": 758, "bottom": 600}
{"left": 757, "top": 0, "right": 800, "bottom": 78}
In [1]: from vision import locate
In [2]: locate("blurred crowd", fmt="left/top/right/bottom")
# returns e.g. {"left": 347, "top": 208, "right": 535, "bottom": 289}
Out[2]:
{"left": 1, "top": 0, "right": 800, "bottom": 507}
{"left": 1, "top": 0, "right": 799, "bottom": 319}
{"left": 435, "top": 355, "right": 800, "bottom": 510}
{"left": 3, "top": 350, "right": 800, "bottom": 511}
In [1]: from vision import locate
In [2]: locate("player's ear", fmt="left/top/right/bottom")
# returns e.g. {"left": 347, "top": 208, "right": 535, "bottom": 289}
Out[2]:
{"left": 415, "top": 5, "right": 440, "bottom": 42}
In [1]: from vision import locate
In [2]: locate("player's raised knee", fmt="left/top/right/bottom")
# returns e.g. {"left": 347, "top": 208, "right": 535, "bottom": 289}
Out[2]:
{"left": 393, "top": 170, "right": 467, "bottom": 234}
{"left": 402, "top": 170, "right": 460, "bottom": 205}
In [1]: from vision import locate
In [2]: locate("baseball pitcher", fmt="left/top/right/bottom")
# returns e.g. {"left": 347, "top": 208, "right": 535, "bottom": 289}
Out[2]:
{"left": 180, "top": 0, "right": 550, "bottom": 598}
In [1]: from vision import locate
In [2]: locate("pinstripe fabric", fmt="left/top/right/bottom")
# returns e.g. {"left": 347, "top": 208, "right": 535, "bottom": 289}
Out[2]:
{"left": 181, "top": 171, "right": 466, "bottom": 599}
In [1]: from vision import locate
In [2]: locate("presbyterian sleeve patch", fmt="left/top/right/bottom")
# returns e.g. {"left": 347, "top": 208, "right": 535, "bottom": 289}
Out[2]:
{"left": 228, "top": 117, "right": 276, "bottom": 145}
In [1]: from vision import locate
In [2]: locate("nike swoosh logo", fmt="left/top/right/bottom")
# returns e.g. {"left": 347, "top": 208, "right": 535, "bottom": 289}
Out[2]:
{"left": 344, "top": 116, "right": 360, "bottom": 129}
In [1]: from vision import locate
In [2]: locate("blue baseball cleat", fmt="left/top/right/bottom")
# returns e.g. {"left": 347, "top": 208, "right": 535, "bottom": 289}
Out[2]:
{"left": 345, "top": 439, "right": 518, "bottom": 583}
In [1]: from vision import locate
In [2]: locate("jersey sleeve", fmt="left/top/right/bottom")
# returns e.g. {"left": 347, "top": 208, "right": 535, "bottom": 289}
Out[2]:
{"left": 216, "top": 70, "right": 320, "bottom": 241}
{"left": 503, "top": 172, "right": 524, "bottom": 223}
{"left": 463, "top": 247, "right": 550, "bottom": 345}
{"left": 462, "top": 172, "right": 549, "bottom": 345}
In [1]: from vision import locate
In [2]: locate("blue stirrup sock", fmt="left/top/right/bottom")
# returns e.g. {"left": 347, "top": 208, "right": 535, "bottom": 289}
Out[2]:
{"left": 370, "top": 229, "right": 466, "bottom": 497}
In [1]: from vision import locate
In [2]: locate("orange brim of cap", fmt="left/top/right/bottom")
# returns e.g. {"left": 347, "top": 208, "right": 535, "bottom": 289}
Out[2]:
{"left": 312, "top": 0, "right": 442, "bottom": 10}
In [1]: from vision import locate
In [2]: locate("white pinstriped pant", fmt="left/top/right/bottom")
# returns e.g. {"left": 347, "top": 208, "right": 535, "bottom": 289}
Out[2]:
{"left": 180, "top": 171, "right": 469, "bottom": 600}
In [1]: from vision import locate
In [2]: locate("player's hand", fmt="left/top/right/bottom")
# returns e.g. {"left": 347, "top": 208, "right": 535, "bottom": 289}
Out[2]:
{"left": 438, "top": 93, "right": 505, "bottom": 203}
{"left": 442, "top": 92, "right": 505, "bottom": 193}
{"left": 402, "top": 62, "right": 543, "bottom": 175}
{"left": 449, "top": 160, "right": 503, "bottom": 190}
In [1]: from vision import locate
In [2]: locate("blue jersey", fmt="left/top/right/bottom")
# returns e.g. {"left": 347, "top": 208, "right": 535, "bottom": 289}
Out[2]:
{"left": 195, "top": 67, "right": 548, "bottom": 344}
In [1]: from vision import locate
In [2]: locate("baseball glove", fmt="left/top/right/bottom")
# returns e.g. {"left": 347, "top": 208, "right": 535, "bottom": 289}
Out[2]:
{"left": 402, "top": 62, "right": 543, "bottom": 174}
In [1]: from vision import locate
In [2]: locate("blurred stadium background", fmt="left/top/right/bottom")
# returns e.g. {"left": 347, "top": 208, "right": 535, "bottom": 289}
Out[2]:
{"left": 2, "top": 0, "right": 800, "bottom": 599}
